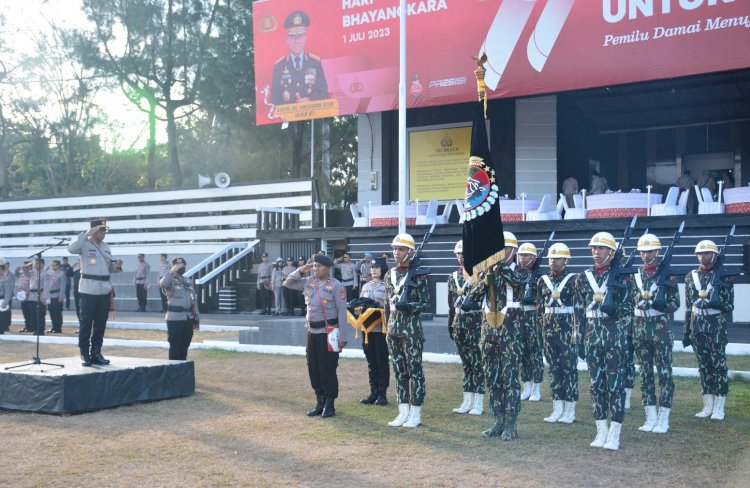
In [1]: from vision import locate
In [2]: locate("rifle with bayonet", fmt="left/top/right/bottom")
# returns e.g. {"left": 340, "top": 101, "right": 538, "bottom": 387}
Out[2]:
{"left": 705, "top": 225, "right": 738, "bottom": 308}
{"left": 650, "top": 221, "right": 685, "bottom": 310}
{"left": 394, "top": 223, "right": 436, "bottom": 310}
{"left": 600, "top": 216, "right": 639, "bottom": 316}
{"left": 521, "top": 231, "right": 555, "bottom": 305}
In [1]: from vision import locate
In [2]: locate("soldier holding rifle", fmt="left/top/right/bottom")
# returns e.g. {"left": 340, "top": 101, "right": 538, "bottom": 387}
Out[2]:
{"left": 574, "top": 221, "right": 636, "bottom": 451}
{"left": 683, "top": 227, "right": 735, "bottom": 421}
{"left": 631, "top": 228, "right": 682, "bottom": 434}
{"left": 385, "top": 232, "right": 432, "bottom": 429}
{"left": 536, "top": 243, "right": 578, "bottom": 425}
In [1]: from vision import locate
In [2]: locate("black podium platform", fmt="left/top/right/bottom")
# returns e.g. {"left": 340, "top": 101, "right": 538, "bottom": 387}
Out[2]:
{"left": 0, "top": 356, "right": 195, "bottom": 414}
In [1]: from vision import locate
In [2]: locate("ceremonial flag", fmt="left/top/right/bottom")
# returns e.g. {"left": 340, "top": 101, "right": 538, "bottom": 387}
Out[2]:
{"left": 461, "top": 94, "right": 504, "bottom": 277}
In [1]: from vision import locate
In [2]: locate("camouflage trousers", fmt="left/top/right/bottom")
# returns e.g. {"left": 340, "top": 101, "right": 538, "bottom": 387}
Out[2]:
{"left": 520, "top": 311, "right": 544, "bottom": 383}
{"left": 481, "top": 336, "right": 522, "bottom": 415}
{"left": 693, "top": 331, "right": 729, "bottom": 396}
{"left": 623, "top": 335, "right": 635, "bottom": 390}
{"left": 543, "top": 326, "right": 579, "bottom": 402}
{"left": 634, "top": 338, "right": 674, "bottom": 408}
{"left": 587, "top": 345, "right": 626, "bottom": 423}
{"left": 387, "top": 334, "right": 426, "bottom": 406}
{"left": 454, "top": 325, "right": 485, "bottom": 393}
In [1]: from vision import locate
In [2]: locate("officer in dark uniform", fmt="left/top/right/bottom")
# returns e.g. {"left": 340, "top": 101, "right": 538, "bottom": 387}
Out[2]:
{"left": 271, "top": 10, "right": 329, "bottom": 106}
{"left": 284, "top": 254, "right": 349, "bottom": 418}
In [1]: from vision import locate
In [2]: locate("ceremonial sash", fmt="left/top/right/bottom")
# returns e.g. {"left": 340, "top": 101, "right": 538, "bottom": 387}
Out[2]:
{"left": 584, "top": 270, "right": 607, "bottom": 311}
{"left": 634, "top": 271, "right": 662, "bottom": 314}
{"left": 541, "top": 273, "right": 574, "bottom": 308}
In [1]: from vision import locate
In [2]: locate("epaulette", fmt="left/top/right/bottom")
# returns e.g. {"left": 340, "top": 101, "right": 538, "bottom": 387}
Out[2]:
{"left": 274, "top": 55, "right": 286, "bottom": 64}
{"left": 308, "top": 52, "right": 321, "bottom": 61}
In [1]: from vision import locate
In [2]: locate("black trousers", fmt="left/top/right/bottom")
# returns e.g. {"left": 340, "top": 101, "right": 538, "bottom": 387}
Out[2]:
{"left": 363, "top": 332, "right": 390, "bottom": 390}
{"left": 28, "top": 301, "right": 46, "bottom": 335}
{"left": 307, "top": 332, "right": 340, "bottom": 399}
{"left": 259, "top": 287, "right": 273, "bottom": 311}
{"left": 79, "top": 293, "right": 110, "bottom": 351}
{"left": 0, "top": 307, "right": 10, "bottom": 333}
{"left": 167, "top": 320, "right": 194, "bottom": 360}
{"left": 283, "top": 287, "right": 296, "bottom": 312}
{"left": 48, "top": 300, "right": 64, "bottom": 332}
{"left": 136, "top": 284, "right": 147, "bottom": 310}
{"left": 159, "top": 287, "right": 168, "bottom": 312}
{"left": 21, "top": 301, "right": 33, "bottom": 329}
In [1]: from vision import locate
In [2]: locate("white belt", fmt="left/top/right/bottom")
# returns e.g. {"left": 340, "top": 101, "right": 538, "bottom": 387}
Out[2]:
{"left": 505, "top": 301, "right": 521, "bottom": 309}
{"left": 634, "top": 309, "right": 665, "bottom": 317}
{"left": 545, "top": 306, "right": 574, "bottom": 314}
{"left": 691, "top": 307, "right": 721, "bottom": 316}
{"left": 586, "top": 310, "right": 609, "bottom": 319}
{"left": 522, "top": 305, "right": 535, "bottom": 312}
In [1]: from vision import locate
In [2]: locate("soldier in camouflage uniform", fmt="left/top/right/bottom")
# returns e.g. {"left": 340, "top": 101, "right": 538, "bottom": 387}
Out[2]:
{"left": 536, "top": 243, "right": 578, "bottom": 424}
{"left": 448, "top": 240, "right": 485, "bottom": 416}
{"left": 621, "top": 249, "right": 636, "bottom": 411}
{"left": 574, "top": 232, "right": 634, "bottom": 451}
{"left": 517, "top": 242, "right": 544, "bottom": 402}
{"left": 385, "top": 233, "right": 431, "bottom": 429}
{"left": 468, "top": 231, "right": 529, "bottom": 441}
{"left": 631, "top": 233, "right": 679, "bottom": 434}
{"left": 683, "top": 239, "right": 734, "bottom": 421}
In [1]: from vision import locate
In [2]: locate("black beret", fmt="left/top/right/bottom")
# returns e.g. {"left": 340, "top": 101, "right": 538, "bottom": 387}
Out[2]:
{"left": 313, "top": 254, "right": 334, "bottom": 268}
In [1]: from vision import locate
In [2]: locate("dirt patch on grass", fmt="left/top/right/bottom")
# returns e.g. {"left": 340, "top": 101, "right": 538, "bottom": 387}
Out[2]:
{"left": 0, "top": 341, "right": 748, "bottom": 487}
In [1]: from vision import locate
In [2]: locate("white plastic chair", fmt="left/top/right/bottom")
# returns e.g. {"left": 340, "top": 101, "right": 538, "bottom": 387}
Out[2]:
{"left": 455, "top": 199, "right": 467, "bottom": 223}
{"left": 526, "top": 195, "right": 560, "bottom": 221}
{"left": 650, "top": 186, "right": 679, "bottom": 216}
{"left": 350, "top": 203, "right": 368, "bottom": 227}
{"left": 676, "top": 190, "right": 688, "bottom": 215}
{"left": 698, "top": 189, "right": 724, "bottom": 214}
{"left": 416, "top": 200, "right": 438, "bottom": 225}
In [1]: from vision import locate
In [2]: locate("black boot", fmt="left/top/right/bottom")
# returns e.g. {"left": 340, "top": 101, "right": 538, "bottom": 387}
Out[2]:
{"left": 321, "top": 397, "right": 336, "bottom": 418}
{"left": 307, "top": 395, "right": 325, "bottom": 416}
{"left": 374, "top": 387, "right": 389, "bottom": 406}
{"left": 80, "top": 348, "right": 92, "bottom": 367}
{"left": 482, "top": 414, "right": 505, "bottom": 438}
{"left": 501, "top": 412, "right": 518, "bottom": 441}
{"left": 361, "top": 386, "right": 378, "bottom": 405}
{"left": 90, "top": 347, "right": 110, "bottom": 365}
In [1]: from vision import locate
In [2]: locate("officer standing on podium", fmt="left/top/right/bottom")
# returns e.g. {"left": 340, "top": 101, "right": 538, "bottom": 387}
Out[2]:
{"left": 68, "top": 219, "right": 122, "bottom": 366}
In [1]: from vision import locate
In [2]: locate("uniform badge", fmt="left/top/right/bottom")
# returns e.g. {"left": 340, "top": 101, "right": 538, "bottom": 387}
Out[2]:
{"left": 394, "top": 286, "right": 401, "bottom": 295}
{"left": 339, "top": 288, "right": 347, "bottom": 300}
{"left": 322, "top": 299, "right": 329, "bottom": 304}
{"left": 456, "top": 288, "right": 464, "bottom": 297}
{"left": 551, "top": 291, "right": 560, "bottom": 301}
{"left": 699, "top": 290, "right": 708, "bottom": 299}
{"left": 593, "top": 292, "right": 604, "bottom": 303}
{"left": 641, "top": 290, "right": 652, "bottom": 300}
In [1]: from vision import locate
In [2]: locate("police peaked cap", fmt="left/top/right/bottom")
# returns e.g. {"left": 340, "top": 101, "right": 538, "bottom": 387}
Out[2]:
{"left": 313, "top": 254, "right": 334, "bottom": 268}
{"left": 89, "top": 219, "right": 108, "bottom": 229}
{"left": 284, "top": 11, "right": 310, "bottom": 35}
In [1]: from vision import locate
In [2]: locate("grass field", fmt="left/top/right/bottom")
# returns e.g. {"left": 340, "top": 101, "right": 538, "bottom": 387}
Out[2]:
{"left": 1, "top": 340, "right": 749, "bottom": 488}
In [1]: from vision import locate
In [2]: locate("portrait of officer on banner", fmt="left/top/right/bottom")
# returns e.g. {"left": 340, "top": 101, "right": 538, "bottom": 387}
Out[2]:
{"left": 271, "top": 10, "right": 329, "bottom": 106}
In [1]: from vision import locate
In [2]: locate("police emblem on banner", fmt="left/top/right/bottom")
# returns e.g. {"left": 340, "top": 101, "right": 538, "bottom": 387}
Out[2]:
{"left": 464, "top": 155, "right": 498, "bottom": 222}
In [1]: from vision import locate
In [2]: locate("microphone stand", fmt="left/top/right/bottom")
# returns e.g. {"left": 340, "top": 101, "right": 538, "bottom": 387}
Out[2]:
{"left": 5, "top": 238, "right": 68, "bottom": 372}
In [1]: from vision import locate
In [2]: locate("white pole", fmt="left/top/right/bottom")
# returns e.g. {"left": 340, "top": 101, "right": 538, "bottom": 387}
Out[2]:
{"left": 646, "top": 185, "right": 652, "bottom": 216}
{"left": 323, "top": 203, "right": 327, "bottom": 228}
{"left": 398, "top": 0, "right": 407, "bottom": 234}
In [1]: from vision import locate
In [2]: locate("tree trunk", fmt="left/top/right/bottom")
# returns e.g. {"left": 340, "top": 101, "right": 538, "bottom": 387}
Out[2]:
{"left": 166, "top": 100, "right": 182, "bottom": 187}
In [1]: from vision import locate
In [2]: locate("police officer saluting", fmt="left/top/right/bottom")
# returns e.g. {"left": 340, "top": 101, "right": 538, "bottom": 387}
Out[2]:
{"left": 284, "top": 254, "right": 349, "bottom": 418}
{"left": 160, "top": 256, "right": 199, "bottom": 360}
{"left": 68, "top": 219, "right": 122, "bottom": 366}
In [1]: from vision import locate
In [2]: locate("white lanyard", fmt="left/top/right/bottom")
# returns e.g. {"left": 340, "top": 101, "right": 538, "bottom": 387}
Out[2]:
{"left": 691, "top": 270, "right": 712, "bottom": 306}
{"left": 389, "top": 269, "right": 408, "bottom": 305}
{"left": 541, "top": 272, "right": 574, "bottom": 307}
{"left": 584, "top": 270, "right": 607, "bottom": 310}
{"left": 634, "top": 270, "right": 658, "bottom": 308}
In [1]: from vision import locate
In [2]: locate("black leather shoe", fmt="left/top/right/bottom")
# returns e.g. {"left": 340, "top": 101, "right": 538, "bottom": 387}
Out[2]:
{"left": 360, "top": 389, "right": 377, "bottom": 405}
{"left": 90, "top": 350, "right": 111, "bottom": 365}
{"left": 307, "top": 396, "right": 325, "bottom": 416}
{"left": 81, "top": 354, "right": 92, "bottom": 367}
{"left": 321, "top": 398, "right": 336, "bottom": 418}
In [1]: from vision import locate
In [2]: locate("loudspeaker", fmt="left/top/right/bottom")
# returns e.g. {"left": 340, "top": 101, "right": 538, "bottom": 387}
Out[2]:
{"left": 198, "top": 174, "right": 211, "bottom": 188}
{"left": 215, "top": 172, "right": 231, "bottom": 188}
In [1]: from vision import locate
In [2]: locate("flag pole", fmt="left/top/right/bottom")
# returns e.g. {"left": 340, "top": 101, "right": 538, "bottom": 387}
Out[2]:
{"left": 398, "top": 0, "right": 407, "bottom": 234}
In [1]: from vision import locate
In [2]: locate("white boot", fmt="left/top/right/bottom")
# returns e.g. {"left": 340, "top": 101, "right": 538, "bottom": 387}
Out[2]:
{"left": 652, "top": 407, "right": 670, "bottom": 433}
{"left": 452, "top": 392, "right": 473, "bottom": 414}
{"left": 603, "top": 421, "right": 623, "bottom": 451}
{"left": 529, "top": 383, "right": 542, "bottom": 402}
{"left": 557, "top": 401, "right": 576, "bottom": 424}
{"left": 468, "top": 393, "right": 484, "bottom": 415}
{"left": 711, "top": 395, "right": 726, "bottom": 420}
{"left": 695, "top": 394, "right": 715, "bottom": 418}
{"left": 520, "top": 382, "right": 532, "bottom": 401}
{"left": 639, "top": 405, "right": 658, "bottom": 432}
{"left": 544, "top": 400, "right": 564, "bottom": 423}
{"left": 402, "top": 405, "right": 422, "bottom": 428}
{"left": 624, "top": 388, "right": 632, "bottom": 409}
{"left": 388, "top": 403, "right": 411, "bottom": 427}
{"left": 590, "top": 420, "right": 609, "bottom": 448}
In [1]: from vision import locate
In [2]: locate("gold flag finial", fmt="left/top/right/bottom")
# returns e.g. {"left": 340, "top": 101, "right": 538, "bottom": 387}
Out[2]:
{"left": 472, "top": 53, "right": 488, "bottom": 117}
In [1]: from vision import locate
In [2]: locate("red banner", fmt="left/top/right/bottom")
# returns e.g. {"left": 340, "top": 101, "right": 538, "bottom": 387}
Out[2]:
{"left": 252, "top": 0, "right": 750, "bottom": 125}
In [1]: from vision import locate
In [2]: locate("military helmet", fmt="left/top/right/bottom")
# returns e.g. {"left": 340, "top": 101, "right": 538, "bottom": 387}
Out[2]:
{"left": 637, "top": 233, "right": 662, "bottom": 251}
{"left": 589, "top": 231, "right": 617, "bottom": 250}
{"left": 694, "top": 240, "right": 719, "bottom": 254}
{"left": 547, "top": 243, "right": 571, "bottom": 259}
{"left": 503, "top": 231, "right": 518, "bottom": 248}
{"left": 454, "top": 240, "right": 463, "bottom": 254}
{"left": 391, "top": 233, "right": 415, "bottom": 250}
{"left": 517, "top": 242, "right": 537, "bottom": 256}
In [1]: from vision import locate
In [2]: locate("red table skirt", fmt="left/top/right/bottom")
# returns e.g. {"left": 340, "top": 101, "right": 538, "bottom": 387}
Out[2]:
{"left": 587, "top": 208, "right": 647, "bottom": 219}
{"left": 370, "top": 217, "right": 417, "bottom": 227}
{"left": 500, "top": 213, "right": 523, "bottom": 222}
{"left": 726, "top": 202, "right": 750, "bottom": 214}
